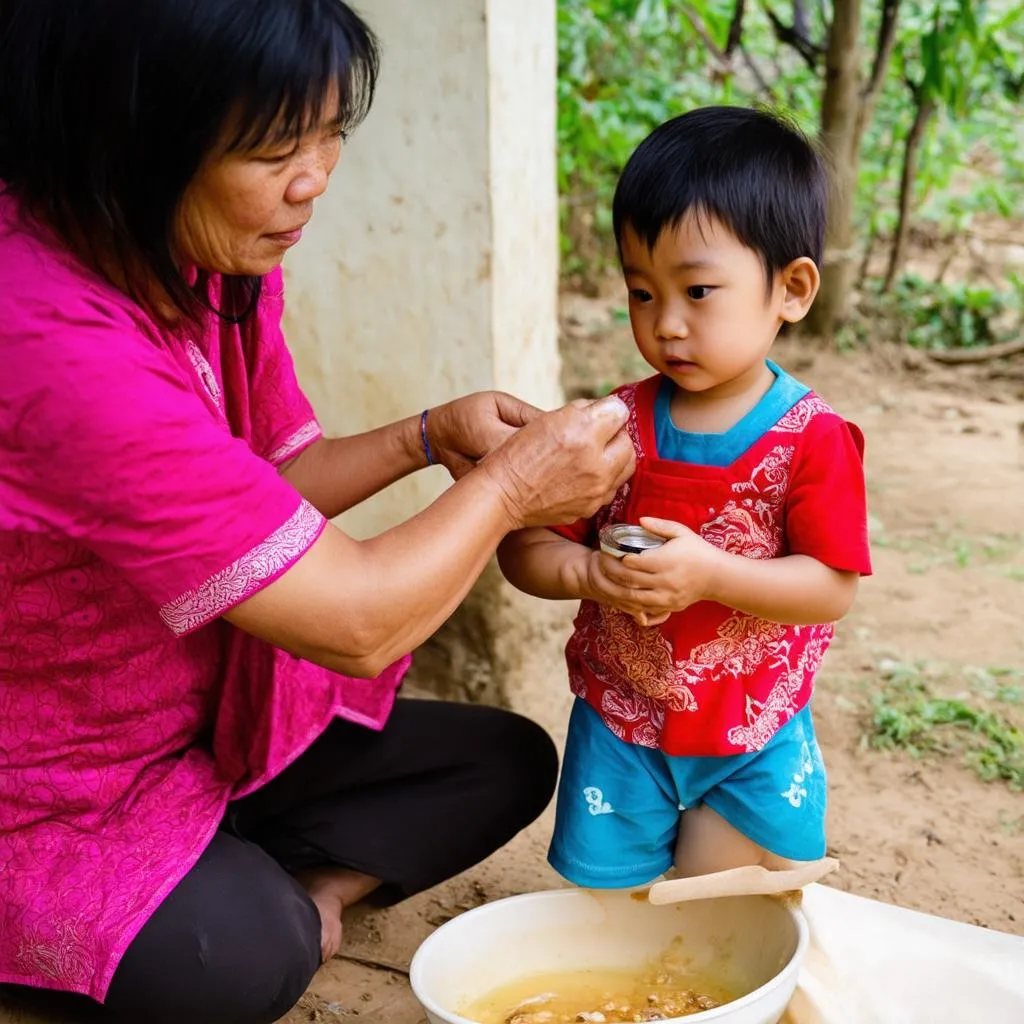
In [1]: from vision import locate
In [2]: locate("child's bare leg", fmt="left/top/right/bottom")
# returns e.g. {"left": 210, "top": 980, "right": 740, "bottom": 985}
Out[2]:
{"left": 673, "top": 803, "right": 801, "bottom": 876}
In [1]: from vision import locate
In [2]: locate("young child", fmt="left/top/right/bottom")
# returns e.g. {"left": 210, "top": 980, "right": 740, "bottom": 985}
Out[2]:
{"left": 498, "top": 106, "right": 871, "bottom": 888}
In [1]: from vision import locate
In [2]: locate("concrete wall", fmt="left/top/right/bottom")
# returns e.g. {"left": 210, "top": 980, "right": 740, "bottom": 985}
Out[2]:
{"left": 283, "top": 0, "right": 561, "bottom": 541}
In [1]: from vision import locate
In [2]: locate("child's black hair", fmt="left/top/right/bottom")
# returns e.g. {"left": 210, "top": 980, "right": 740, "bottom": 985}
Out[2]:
{"left": 612, "top": 106, "right": 828, "bottom": 284}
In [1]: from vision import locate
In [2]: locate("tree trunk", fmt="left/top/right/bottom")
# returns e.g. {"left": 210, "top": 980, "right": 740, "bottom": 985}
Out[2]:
{"left": 802, "top": 0, "right": 863, "bottom": 340}
{"left": 883, "top": 94, "right": 936, "bottom": 292}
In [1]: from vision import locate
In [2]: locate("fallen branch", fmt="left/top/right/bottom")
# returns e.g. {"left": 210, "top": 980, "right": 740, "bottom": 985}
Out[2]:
{"left": 925, "top": 337, "right": 1024, "bottom": 364}
{"left": 336, "top": 952, "right": 410, "bottom": 976}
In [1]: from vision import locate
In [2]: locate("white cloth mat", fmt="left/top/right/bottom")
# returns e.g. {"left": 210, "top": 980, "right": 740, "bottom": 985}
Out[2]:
{"left": 786, "top": 884, "right": 1024, "bottom": 1023}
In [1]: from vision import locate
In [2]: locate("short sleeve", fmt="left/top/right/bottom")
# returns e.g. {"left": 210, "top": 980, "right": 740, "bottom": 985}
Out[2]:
{"left": 784, "top": 416, "right": 872, "bottom": 575}
{"left": 0, "top": 291, "right": 326, "bottom": 636}
{"left": 245, "top": 268, "right": 323, "bottom": 466}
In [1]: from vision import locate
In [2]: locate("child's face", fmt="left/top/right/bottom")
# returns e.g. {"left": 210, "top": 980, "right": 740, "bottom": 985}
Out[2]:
{"left": 620, "top": 214, "right": 815, "bottom": 395}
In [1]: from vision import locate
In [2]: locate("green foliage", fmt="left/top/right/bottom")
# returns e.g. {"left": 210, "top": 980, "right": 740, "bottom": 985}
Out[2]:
{"left": 866, "top": 660, "right": 1024, "bottom": 790}
{"left": 558, "top": 0, "right": 1024, "bottom": 306}
{"left": 556, "top": 1, "right": 724, "bottom": 274}
{"left": 556, "top": 1, "right": 819, "bottom": 274}
{"left": 903, "top": 0, "right": 981, "bottom": 112}
{"left": 857, "top": 272, "right": 1023, "bottom": 350}
{"left": 877, "top": 0, "right": 1024, "bottom": 238}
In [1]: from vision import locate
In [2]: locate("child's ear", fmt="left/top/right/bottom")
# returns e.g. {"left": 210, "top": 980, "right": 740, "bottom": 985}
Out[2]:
{"left": 779, "top": 257, "right": 821, "bottom": 324}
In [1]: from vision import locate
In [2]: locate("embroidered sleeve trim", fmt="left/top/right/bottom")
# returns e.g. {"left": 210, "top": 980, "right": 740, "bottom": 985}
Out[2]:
{"left": 267, "top": 421, "right": 323, "bottom": 466}
{"left": 159, "top": 499, "right": 326, "bottom": 636}
{"left": 185, "top": 339, "right": 223, "bottom": 409}
{"left": 773, "top": 393, "right": 833, "bottom": 433}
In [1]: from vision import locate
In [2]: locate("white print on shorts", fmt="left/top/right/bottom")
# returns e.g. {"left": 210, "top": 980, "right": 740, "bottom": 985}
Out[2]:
{"left": 583, "top": 786, "right": 614, "bottom": 816}
{"left": 780, "top": 742, "right": 816, "bottom": 808}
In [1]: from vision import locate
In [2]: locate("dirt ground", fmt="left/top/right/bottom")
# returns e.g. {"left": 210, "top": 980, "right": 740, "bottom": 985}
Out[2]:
{"left": 1, "top": 303, "right": 1020, "bottom": 1024}
{"left": 271, "top": 304, "right": 1024, "bottom": 1024}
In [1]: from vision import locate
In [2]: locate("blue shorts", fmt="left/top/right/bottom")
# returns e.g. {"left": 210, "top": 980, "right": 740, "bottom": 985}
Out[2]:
{"left": 548, "top": 698, "right": 827, "bottom": 888}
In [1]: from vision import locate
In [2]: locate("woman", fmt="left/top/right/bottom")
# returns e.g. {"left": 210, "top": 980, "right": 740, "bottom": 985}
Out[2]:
{"left": 0, "top": 2, "right": 634, "bottom": 1022}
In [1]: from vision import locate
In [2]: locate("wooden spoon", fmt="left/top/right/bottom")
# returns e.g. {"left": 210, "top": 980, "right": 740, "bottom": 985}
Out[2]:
{"left": 647, "top": 857, "right": 840, "bottom": 906}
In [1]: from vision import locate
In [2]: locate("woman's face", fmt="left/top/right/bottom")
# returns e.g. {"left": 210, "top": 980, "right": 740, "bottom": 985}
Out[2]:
{"left": 176, "top": 109, "right": 344, "bottom": 276}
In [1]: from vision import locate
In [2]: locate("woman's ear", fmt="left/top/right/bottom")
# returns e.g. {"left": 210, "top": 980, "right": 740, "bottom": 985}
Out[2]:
{"left": 779, "top": 257, "right": 821, "bottom": 324}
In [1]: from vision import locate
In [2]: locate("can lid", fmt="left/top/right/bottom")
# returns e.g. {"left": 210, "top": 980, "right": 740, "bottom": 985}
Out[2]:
{"left": 599, "top": 523, "right": 665, "bottom": 555}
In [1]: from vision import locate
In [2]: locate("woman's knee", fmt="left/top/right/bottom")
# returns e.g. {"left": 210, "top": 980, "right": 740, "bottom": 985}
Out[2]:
{"left": 475, "top": 707, "right": 559, "bottom": 820}
{"left": 105, "top": 836, "right": 321, "bottom": 1024}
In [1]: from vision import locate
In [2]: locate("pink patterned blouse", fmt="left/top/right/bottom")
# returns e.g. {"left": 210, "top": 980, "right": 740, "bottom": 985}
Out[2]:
{"left": 0, "top": 191, "right": 410, "bottom": 1001}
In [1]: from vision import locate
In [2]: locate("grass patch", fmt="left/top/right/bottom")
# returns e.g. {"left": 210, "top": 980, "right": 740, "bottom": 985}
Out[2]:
{"left": 872, "top": 530, "right": 1024, "bottom": 578}
{"left": 864, "top": 660, "right": 1024, "bottom": 791}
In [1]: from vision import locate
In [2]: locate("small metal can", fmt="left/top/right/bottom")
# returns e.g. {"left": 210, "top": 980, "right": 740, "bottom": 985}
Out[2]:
{"left": 599, "top": 523, "right": 665, "bottom": 559}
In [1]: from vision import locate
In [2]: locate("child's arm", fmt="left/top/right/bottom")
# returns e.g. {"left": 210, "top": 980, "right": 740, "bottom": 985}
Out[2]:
{"left": 497, "top": 528, "right": 590, "bottom": 600}
{"left": 498, "top": 528, "right": 660, "bottom": 620}
{"left": 600, "top": 516, "right": 858, "bottom": 626}
{"left": 603, "top": 416, "right": 871, "bottom": 627}
{"left": 703, "top": 549, "right": 858, "bottom": 624}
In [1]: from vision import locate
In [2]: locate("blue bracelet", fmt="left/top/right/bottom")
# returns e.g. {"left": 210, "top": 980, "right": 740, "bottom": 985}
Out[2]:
{"left": 420, "top": 409, "right": 435, "bottom": 466}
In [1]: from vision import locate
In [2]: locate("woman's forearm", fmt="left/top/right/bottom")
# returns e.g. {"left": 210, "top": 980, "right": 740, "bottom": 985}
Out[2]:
{"left": 345, "top": 470, "right": 522, "bottom": 668}
{"left": 229, "top": 395, "right": 636, "bottom": 676}
{"left": 280, "top": 416, "right": 426, "bottom": 518}
{"left": 227, "top": 466, "right": 519, "bottom": 677}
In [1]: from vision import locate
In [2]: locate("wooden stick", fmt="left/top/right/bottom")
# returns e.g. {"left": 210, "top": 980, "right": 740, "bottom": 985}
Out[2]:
{"left": 647, "top": 858, "right": 840, "bottom": 906}
{"left": 335, "top": 952, "right": 410, "bottom": 976}
{"left": 925, "top": 338, "right": 1024, "bottom": 364}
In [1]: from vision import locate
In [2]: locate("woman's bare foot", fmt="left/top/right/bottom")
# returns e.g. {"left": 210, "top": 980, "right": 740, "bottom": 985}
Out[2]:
{"left": 297, "top": 870, "right": 344, "bottom": 961}
{"left": 295, "top": 867, "right": 381, "bottom": 963}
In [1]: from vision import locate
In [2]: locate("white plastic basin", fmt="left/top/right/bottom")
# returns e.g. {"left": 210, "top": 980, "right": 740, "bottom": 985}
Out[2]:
{"left": 410, "top": 888, "right": 808, "bottom": 1024}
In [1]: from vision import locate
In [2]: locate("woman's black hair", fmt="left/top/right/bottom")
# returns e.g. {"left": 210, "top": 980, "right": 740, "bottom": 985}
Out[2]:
{"left": 0, "top": 0, "right": 379, "bottom": 323}
{"left": 613, "top": 106, "right": 828, "bottom": 287}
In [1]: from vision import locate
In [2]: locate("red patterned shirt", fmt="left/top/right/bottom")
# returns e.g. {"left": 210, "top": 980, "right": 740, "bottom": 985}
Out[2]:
{"left": 555, "top": 374, "right": 872, "bottom": 756}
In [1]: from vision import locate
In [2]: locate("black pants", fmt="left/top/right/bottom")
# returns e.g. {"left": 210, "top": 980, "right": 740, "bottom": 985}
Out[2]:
{"left": 9, "top": 700, "right": 557, "bottom": 1024}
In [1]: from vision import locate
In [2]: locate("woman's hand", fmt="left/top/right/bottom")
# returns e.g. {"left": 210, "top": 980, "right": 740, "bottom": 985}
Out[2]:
{"left": 478, "top": 396, "right": 635, "bottom": 529}
{"left": 229, "top": 395, "right": 633, "bottom": 678}
{"left": 427, "top": 392, "right": 541, "bottom": 480}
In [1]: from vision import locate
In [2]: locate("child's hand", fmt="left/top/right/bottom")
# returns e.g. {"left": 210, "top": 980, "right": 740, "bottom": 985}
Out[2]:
{"left": 597, "top": 516, "right": 723, "bottom": 621}
{"left": 571, "top": 549, "right": 668, "bottom": 626}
